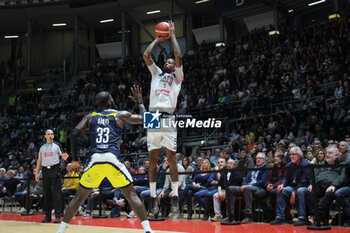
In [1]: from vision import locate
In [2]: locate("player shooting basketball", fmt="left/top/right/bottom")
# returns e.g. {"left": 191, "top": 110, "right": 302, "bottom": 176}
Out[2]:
{"left": 143, "top": 20, "right": 183, "bottom": 216}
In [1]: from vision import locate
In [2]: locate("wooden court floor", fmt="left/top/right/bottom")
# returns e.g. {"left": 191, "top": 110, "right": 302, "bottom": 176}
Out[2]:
{"left": 1, "top": 213, "right": 350, "bottom": 233}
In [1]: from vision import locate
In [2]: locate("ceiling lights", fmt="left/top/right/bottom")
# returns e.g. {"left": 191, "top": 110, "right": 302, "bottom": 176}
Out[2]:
{"left": 100, "top": 19, "right": 114, "bottom": 23}
{"left": 308, "top": 0, "right": 326, "bottom": 7}
{"left": 146, "top": 10, "right": 161, "bottom": 15}
{"left": 195, "top": 0, "right": 210, "bottom": 4}
{"left": 52, "top": 23, "right": 66, "bottom": 27}
{"left": 4, "top": 35, "right": 19, "bottom": 39}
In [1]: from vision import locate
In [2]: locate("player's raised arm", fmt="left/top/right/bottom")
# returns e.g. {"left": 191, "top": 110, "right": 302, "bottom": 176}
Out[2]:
{"left": 70, "top": 114, "right": 91, "bottom": 162}
{"left": 119, "top": 111, "right": 143, "bottom": 125}
{"left": 129, "top": 85, "right": 146, "bottom": 116}
{"left": 120, "top": 85, "right": 146, "bottom": 124}
{"left": 168, "top": 20, "right": 182, "bottom": 68}
{"left": 143, "top": 37, "right": 169, "bottom": 67}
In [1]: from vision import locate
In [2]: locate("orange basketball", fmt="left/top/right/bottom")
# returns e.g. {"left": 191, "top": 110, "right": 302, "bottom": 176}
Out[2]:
{"left": 155, "top": 22, "right": 169, "bottom": 37}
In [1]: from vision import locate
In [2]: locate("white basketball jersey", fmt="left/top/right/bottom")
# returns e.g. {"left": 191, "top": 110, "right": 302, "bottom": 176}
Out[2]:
{"left": 148, "top": 62, "right": 183, "bottom": 114}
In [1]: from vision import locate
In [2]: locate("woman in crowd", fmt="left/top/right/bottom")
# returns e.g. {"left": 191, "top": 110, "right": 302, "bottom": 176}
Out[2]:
{"left": 179, "top": 159, "right": 217, "bottom": 219}
{"left": 306, "top": 150, "right": 316, "bottom": 164}
{"left": 182, "top": 157, "right": 194, "bottom": 184}
{"left": 315, "top": 149, "right": 326, "bottom": 165}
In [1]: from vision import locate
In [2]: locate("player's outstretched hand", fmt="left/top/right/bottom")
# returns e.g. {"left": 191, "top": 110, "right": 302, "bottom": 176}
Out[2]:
{"left": 168, "top": 20, "right": 175, "bottom": 35}
{"left": 71, "top": 161, "right": 81, "bottom": 172}
{"left": 129, "top": 85, "right": 143, "bottom": 102}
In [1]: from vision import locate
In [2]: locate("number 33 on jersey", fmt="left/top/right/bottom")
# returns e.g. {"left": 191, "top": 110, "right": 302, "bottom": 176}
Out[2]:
{"left": 90, "top": 110, "right": 122, "bottom": 154}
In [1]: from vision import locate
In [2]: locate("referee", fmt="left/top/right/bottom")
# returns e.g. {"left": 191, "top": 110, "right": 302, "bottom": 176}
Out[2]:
{"left": 35, "top": 129, "right": 69, "bottom": 223}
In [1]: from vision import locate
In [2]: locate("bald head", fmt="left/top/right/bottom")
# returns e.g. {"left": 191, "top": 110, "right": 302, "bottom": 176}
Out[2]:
{"left": 44, "top": 129, "right": 54, "bottom": 143}
{"left": 95, "top": 91, "right": 112, "bottom": 109}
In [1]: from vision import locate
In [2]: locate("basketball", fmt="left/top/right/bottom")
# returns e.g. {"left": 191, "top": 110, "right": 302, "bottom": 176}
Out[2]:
{"left": 155, "top": 21, "right": 169, "bottom": 37}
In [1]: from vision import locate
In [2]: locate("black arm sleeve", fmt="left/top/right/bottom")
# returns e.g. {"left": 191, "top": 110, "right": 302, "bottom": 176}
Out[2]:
{"left": 70, "top": 128, "right": 81, "bottom": 162}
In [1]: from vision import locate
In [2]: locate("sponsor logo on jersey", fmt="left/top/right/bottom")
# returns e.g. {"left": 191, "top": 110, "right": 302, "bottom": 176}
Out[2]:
{"left": 44, "top": 152, "right": 53, "bottom": 157}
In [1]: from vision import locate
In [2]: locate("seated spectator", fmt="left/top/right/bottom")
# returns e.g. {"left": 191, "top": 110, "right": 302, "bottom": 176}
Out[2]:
{"left": 133, "top": 166, "right": 149, "bottom": 196}
{"left": 106, "top": 188, "right": 125, "bottom": 218}
{"left": 265, "top": 152, "right": 287, "bottom": 221}
{"left": 227, "top": 152, "right": 269, "bottom": 223}
{"left": 176, "top": 152, "right": 183, "bottom": 165}
{"left": 0, "top": 168, "right": 8, "bottom": 190}
{"left": 270, "top": 146, "right": 310, "bottom": 226}
{"left": 83, "top": 178, "right": 122, "bottom": 218}
{"left": 237, "top": 148, "right": 254, "bottom": 176}
{"left": 210, "top": 149, "right": 221, "bottom": 167}
{"left": 61, "top": 163, "right": 80, "bottom": 212}
{"left": 194, "top": 156, "right": 204, "bottom": 171}
{"left": 339, "top": 141, "right": 349, "bottom": 163}
{"left": 179, "top": 159, "right": 217, "bottom": 219}
{"left": 142, "top": 159, "right": 150, "bottom": 172}
{"left": 124, "top": 160, "right": 136, "bottom": 175}
{"left": 140, "top": 158, "right": 167, "bottom": 215}
{"left": 220, "top": 149, "right": 231, "bottom": 161}
{"left": 335, "top": 141, "right": 350, "bottom": 227}
{"left": 307, "top": 146, "right": 347, "bottom": 225}
{"left": 181, "top": 157, "right": 194, "bottom": 184}
{"left": 61, "top": 163, "right": 79, "bottom": 196}
{"left": 315, "top": 149, "right": 326, "bottom": 165}
{"left": 212, "top": 159, "right": 243, "bottom": 222}
{"left": 15, "top": 166, "right": 25, "bottom": 180}
{"left": 201, "top": 158, "right": 227, "bottom": 220}
{"left": 193, "top": 159, "right": 218, "bottom": 220}
{"left": 305, "top": 150, "right": 316, "bottom": 164}
{"left": 14, "top": 172, "right": 36, "bottom": 214}
{"left": 158, "top": 162, "right": 186, "bottom": 218}
{"left": 0, "top": 170, "right": 21, "bottom": 198}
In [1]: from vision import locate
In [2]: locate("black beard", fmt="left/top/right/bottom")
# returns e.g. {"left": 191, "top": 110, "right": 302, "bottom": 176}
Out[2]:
{"left": 163, "top": 67, "right": 172, "bottom": 73}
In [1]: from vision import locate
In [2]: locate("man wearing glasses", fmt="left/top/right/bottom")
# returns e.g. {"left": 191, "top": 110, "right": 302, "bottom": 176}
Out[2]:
{"left": 227, "top": 152, "right": 270, "bottom": 223}
{"left": 270, "top": 146, "right": 310, "bottom": 226}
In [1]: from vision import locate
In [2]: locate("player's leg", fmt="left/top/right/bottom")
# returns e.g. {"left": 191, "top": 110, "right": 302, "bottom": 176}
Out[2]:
{"left": 165, "top": 148, "right": 178, "bottom": 191}
{"left": 162, "top": 126, "right": 180, "bottom": 214}
{"left": 162, "top": 128, "right": 178, "bottom": 195}
{"left": 121, "top": 184, "right": 154, "bottom": 233}
{"left": 149, "top": 148, "right": 160, "bottom": 214}
{"left": 149, "top": 149, "right": 161, "bottom": 193}
{"left": 56, "top": 187, "right": 92, "bottom": 233}
{"left": 165, "top": 148, "right": 179, "bottom": 215}
{"left": 147, "top": 132, "right": 162, "bottom": 198}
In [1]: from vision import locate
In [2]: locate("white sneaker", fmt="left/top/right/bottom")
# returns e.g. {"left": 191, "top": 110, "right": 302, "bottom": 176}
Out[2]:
{"left": 114, "top": 198, "right": 125, "bottom": 208}
{"left": 83, "top": 212, "right": 91, "bottom": 217}
{"left": 18, "top": 207, "right": 26, "bottom": 213}
{"left": 91, "top": 191, "right": 100, "bottom": 198}
{"left": 127, "top": 210, "right": 137, "bottom": 218}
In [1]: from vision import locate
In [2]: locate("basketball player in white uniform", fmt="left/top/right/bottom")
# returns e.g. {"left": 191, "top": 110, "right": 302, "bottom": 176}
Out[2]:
{"left": 143, "top": 20, "right": 183, "bottom": 215}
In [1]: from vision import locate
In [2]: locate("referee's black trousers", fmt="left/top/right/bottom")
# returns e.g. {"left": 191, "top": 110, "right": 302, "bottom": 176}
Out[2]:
{"left": 42, "top": 165, "right": 62, "bottom": 218}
